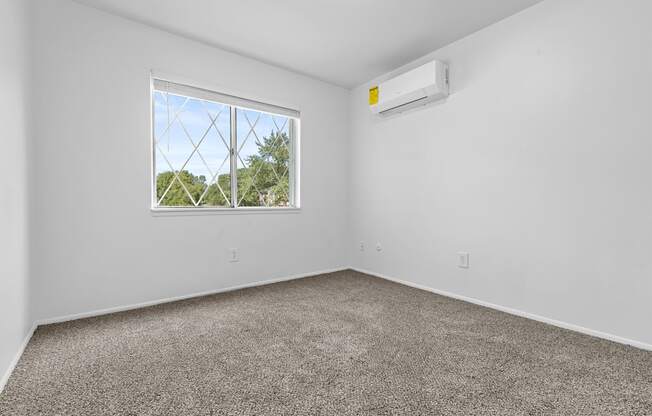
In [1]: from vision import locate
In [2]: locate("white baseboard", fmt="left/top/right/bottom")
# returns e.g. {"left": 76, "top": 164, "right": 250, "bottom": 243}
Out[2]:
{"left": 6, "top": 265, "right": 647, "bottom": 395}
{"left": 0, "top": 323, "right": 37, "bottom": 394}
{"left": 351, "top": 267, "right": 652, "bottom": 352}
{"left": 36, "top": 267, "right": 348, "bottom": 326}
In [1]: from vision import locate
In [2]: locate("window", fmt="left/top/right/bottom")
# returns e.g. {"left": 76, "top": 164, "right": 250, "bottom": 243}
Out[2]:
{"left": 151, "top": 79, "right": 299, "bottom": 210}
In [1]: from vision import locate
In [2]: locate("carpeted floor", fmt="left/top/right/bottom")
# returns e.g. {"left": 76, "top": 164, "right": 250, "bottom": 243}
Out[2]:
{"left": 0, "top": 270, "right": 650, "bottom": 415}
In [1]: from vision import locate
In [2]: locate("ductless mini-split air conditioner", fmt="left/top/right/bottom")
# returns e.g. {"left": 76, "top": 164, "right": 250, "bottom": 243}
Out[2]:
{"left": 369, "top": 59, "right": 449, "bottom": 115}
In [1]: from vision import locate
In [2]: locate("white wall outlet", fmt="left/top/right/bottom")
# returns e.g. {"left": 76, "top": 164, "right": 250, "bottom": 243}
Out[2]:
{"left": 376, "top": 242, "right": 382, "bottom": 252}
{"left": 359, "top": 241, "right": 365, "bottom": 251}
{"left": 228, "top": 248, "right": 239, "bottom": 263}
{"left": 458, "top": 252, "right": 469, "bottom": 268}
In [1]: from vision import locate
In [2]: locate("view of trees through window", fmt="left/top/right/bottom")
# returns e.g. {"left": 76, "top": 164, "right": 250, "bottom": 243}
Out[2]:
{"left": 153, "top": 88, "right": 294, "bottom": 208}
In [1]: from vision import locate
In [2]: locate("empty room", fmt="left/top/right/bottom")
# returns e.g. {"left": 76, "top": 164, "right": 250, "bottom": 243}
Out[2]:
{"left": 1, "top": 0, "right": 651, "bottom": 414}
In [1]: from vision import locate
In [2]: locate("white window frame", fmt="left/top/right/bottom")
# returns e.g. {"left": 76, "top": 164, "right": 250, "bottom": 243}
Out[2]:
{"left": 150, "top": 76, "right": 301, "bottom": 214}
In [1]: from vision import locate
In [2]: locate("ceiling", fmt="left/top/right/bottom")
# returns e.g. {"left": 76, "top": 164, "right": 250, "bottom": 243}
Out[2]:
{"left": 75, "top": 0, "right": 544, "bottom": 88}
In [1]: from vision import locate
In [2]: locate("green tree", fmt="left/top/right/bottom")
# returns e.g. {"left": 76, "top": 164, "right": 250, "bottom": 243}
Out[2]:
{"left": 238, "top": 131, "right": 290, "bottom": 207}
{"left": 202, "top": 173, "right": 231, "bottom": 206}
{"left": 156, "top": 130, "right": 290, "bottom": 207}
{"left": 156, "top": 170, "right": 206, "bottom": 206}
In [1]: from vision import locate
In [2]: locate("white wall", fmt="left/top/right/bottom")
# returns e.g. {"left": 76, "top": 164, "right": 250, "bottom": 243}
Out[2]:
{"left": 350, "top": 0, "right": 652, "bottom": 346}
{"left": 30, "top": 0, "right": 350, "bottom": 321}
{"left": 0, "top": 0, "right": 31, "bottom": 387}
{"left": 18, "top": 0, "right": 652, "bottom": 351}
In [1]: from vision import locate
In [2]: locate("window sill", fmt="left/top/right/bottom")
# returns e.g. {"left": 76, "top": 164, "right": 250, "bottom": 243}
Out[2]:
{"left": 150, "top": 207, "right": 301, "bottom": 216}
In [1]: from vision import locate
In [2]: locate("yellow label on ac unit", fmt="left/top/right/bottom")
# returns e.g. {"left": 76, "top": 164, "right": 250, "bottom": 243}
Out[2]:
{"left": 368, "top": 86, "right": 379, "bottom": 106}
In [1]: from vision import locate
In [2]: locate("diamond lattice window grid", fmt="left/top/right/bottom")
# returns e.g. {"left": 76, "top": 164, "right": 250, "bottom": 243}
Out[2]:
{"left": 151, "top": 79, "right": 299, "bottom": 210}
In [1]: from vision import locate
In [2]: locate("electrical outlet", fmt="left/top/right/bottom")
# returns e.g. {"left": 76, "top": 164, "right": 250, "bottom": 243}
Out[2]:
{"left": 376, "top": 242, "right": 382, "bottom": 252}
{"left": 359, "top": 241, "right": 365, "bottom": 251}
{"left": 457, "top": 252, "right": 469, "bottom": 269}
{"left": 228, "top": 248, "right": 239, "bottom": 263}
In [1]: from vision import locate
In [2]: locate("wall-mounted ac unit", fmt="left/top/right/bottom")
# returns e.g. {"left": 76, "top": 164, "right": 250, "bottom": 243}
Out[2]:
{"left": 369, "top": 59, "right": 449, "bottom": 115}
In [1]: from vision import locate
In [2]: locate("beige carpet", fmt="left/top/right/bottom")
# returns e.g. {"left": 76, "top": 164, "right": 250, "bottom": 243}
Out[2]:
{"left": 0, "top": 270, "right": 650, "bottom": 415}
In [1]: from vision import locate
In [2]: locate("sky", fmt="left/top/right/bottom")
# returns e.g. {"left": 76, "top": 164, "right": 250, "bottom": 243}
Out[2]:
{"left": 153, "top": 91, "right": 289, "bottom": 187}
